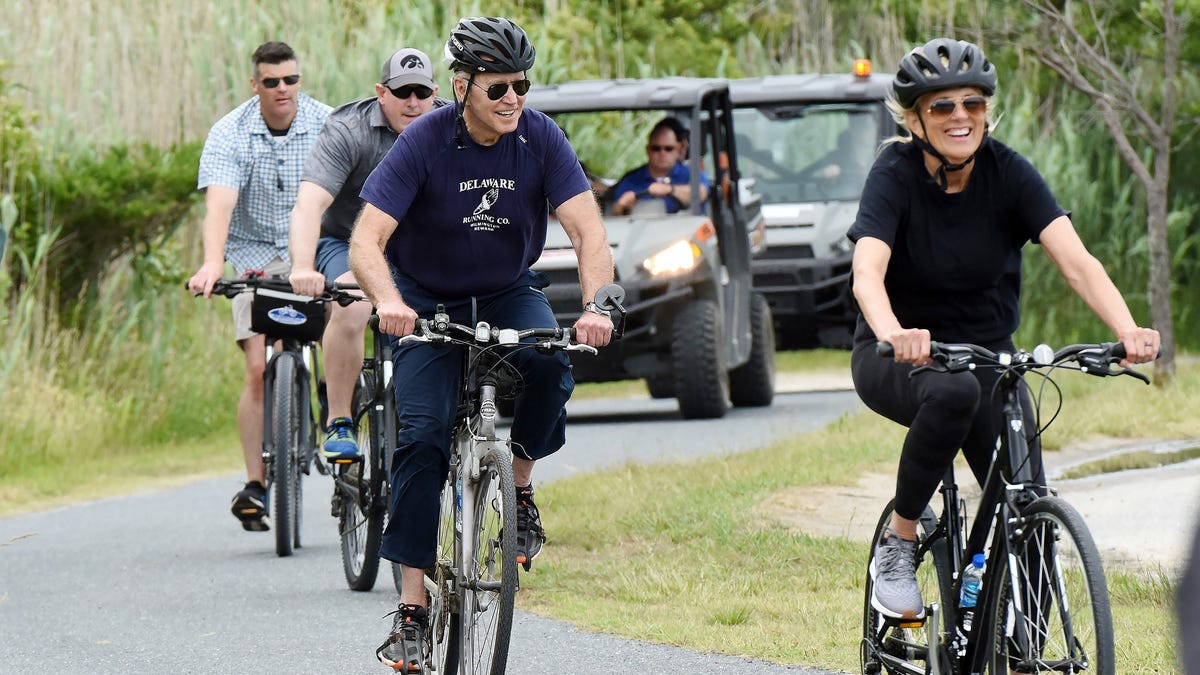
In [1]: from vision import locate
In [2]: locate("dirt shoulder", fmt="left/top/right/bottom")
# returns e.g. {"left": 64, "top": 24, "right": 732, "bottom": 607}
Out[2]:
{"left": 757, "top": 436, "right": 1200, "bottom": 576}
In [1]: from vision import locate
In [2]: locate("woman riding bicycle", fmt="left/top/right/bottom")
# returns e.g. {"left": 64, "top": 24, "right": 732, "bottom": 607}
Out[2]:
{"left": 848, "top": 37, "right": 1160, "bottom": 622}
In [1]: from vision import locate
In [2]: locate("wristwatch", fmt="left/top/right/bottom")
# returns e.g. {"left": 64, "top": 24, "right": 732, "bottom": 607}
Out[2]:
{"left": 583, "top": 301, "right": 611, "bottom": 317}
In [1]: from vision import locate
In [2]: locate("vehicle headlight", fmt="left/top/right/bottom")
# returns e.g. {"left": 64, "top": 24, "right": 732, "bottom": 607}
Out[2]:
{"left": 642, "top": 240, "right": 701, "bottom": 277}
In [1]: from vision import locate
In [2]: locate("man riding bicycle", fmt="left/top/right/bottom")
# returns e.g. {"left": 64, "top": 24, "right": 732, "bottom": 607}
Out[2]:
{"left": 347, "top": 16, "right": 614, "bottom": 671}
{"left": 288, "top": 47, "right": 446, "bottom": 461}
{"left": 848, "top": 37, "right": 1159, "bottom": 623}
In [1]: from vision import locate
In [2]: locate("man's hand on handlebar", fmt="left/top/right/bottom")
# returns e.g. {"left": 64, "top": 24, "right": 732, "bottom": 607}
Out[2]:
{"left": 288, "top": 267, "right": 327, "bottom": 298}
{"left": 187, "top": 262, "right": 225, "bottom": 298}
{"left": 374, "top": 298, "right": 420, "bottom": 337}
{"left": 572, "top": 311, "right": 614, "bottom": 348}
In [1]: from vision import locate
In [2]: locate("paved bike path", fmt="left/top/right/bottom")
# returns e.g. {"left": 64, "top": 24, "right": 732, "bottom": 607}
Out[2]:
{"left": 0, "top": 389, "right": 857, "bottom": 674}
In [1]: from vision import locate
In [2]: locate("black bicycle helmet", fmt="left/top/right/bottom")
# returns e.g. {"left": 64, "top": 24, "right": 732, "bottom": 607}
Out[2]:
{"left": 445, "top": 16, "right": 536, "bottom": 73}
{"left": 893, "top": 38, "right": 996, "bottom": 109}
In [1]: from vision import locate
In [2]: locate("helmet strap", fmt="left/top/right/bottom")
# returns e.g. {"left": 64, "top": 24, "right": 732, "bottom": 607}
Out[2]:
{"left": 452, "top": 73, "right": 476, "bottom": 150}
{"left": 911, "top": 114, "right": 985, "bottom": 191}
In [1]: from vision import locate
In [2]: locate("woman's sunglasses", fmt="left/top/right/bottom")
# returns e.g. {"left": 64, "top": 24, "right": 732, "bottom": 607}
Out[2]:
{"left": 925, "top": 95, "right": 988, "bottom": 121}
{"left": 260, "top": 74, "right": 301, "bottom": 89}
{"left": 472, "top": 79, "right": 532, "bottom": 101}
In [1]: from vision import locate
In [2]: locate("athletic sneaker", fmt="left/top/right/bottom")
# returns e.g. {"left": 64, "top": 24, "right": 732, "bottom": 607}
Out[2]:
{"left": 515, "top": 485, "right": 546, "bottom": 571}
{"left": 869, "top": 527, "right": 925, "bottom": 620}
{"left": 230, "top": 481, "right": 270, "bottom": 532}
{"left": 376, "top": 603, "right": 428, "bottom": 672}
{"left": 322, "top": 416, "right": 361, "bottom": 461}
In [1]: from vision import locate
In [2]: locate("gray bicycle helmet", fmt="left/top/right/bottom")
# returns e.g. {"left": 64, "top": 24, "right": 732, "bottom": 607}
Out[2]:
{"left": 893, "top": 38, "right": 996, "bottom": 109}
{"left": 445, "top": 16, "right": 536, "bottom": 73}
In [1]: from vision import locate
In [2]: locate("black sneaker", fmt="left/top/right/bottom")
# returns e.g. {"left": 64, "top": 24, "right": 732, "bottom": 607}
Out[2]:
{"left": 231, "top": 481, "right": 270, "bottom": 532}
{"left": 376, "top": 603, "right": 428, "bottom": 672}
{"left": 515, "top": 485, "right": 546, "bottom": 571}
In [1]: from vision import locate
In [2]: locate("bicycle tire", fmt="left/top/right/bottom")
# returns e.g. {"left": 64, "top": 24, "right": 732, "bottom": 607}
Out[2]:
{"left": 979, "top": 496, "right": 1115, "bottom": 674}
{"left": 429, "top": 463, "right": 462, "bottom": 675}
{"left": 339, "top": 372, "right": 384, "bottom": 591}
{"left": 461, "top": 442, "right": 517, "bottom": 675}
{"left": 861, "top": 500, "right": 953, "bottom": 675}
{"left": 271, "top": 353, "right": 300, "bottom": 557}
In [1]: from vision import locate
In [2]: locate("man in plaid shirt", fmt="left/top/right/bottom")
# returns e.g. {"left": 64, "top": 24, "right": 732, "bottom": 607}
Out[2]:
{"left": 187, "top": 41, "right": 331, "bottom": 532}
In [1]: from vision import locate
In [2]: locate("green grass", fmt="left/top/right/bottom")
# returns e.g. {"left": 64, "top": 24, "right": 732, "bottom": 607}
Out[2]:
{"left": 521, "top": 360, "right": 1198, "bottom": 673}
{"left": 1060, "top": 444, "right": 1200, "bottom": 480}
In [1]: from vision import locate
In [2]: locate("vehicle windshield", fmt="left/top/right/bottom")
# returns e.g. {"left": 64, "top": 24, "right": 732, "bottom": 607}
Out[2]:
{"left": 733, "top": 103, "right": 881, "bottom": 204}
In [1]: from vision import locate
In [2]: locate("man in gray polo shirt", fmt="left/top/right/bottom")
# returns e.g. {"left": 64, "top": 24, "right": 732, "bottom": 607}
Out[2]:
{"left": 289, "top": 47, "right": 447, "bottom": 460}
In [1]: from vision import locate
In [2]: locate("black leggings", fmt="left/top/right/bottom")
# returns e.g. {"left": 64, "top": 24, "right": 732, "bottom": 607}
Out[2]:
{"left": 850, "top": 328, "right": 1042, "bottom": 520}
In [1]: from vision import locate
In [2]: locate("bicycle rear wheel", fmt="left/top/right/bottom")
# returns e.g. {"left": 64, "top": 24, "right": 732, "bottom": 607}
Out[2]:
{"left": 338, "top": 372, "right": 385, "bottom": 590}
{"left": 861, "top": 501, "right": 953, "bottom": 675}
{"left": 271, "top": 353, "right": 301, "bottom": 557}
{"left": 460, "top": 443, "right": 517, "bottom": 675}
{"left": 980, "top": 496, "right": 1114, "bottom": 674}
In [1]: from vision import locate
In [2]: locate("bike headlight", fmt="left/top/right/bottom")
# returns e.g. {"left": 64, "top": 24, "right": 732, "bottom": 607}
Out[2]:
{"left": 642, "top": 240, "right": 701, "bottom": 277}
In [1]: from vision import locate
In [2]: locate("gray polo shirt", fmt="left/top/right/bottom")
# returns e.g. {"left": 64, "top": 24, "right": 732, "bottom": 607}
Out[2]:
{"left": 301, "top": 95, "right": 448, "bottom": 241}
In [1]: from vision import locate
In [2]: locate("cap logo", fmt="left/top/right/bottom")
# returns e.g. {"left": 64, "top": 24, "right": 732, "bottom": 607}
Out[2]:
{"left": 400, "top": 54, "right": 424, "bottom": 70}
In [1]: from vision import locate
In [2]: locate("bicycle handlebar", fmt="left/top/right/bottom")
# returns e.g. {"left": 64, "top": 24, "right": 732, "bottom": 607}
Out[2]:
{"left": 186, "top": 276, "right": 363, "bottom": 306}
{"left": 386, "top": 314, "right": 595, "bottom": 355}
{"left": 875, "top": 340, "right": 1150, "bottom": 384}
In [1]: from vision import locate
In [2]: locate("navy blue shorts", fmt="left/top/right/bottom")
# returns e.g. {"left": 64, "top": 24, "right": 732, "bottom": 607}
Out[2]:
{"left": 315, "top": 236, "right": 351, "bottom": 281}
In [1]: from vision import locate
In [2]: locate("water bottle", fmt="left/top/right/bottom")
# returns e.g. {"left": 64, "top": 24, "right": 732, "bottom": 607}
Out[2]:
{"left": 959, "top": 553, "right": 985, "bottom": 633}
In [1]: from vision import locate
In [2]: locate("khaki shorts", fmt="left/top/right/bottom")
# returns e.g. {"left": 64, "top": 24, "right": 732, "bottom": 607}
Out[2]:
{"left": 232, "top": 258, "right": 291, "bottom": 342}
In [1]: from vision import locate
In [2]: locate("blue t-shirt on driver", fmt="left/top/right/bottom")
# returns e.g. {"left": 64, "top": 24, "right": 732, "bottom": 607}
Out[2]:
{"left": 611, "top": 161, "right": 710, "bottom": 214}
{"left": 360, "top": 104, "right": 591, "bottom": 297}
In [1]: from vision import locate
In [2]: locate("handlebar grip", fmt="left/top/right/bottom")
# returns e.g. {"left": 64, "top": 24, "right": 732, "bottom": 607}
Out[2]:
{"left": 368, "top": 315, "right": 380, "bottom": 331}
{"left": 1110, "top": 342, "right": 1126, "bottom": 360}
{"left": 875, "top": 342, "right": 893, "bottom": 358}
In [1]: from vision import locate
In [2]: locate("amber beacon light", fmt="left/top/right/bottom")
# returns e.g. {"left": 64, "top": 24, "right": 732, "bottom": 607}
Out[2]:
{"left": 853, "top": 58, "right": 872, "bottom": 78}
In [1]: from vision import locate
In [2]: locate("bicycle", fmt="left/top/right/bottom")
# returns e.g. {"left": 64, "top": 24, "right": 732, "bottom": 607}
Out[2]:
{"left": 860, "top": 340, "right": 1149, "bottom": 675}
{"left": 199, "top": 275, "right": 359, "bottom": 557}
{"left": 332, "top": 311, "right": 399, "bottom": 591}
{"left": 396, "top": 284, "right": 625, "bottom": 675}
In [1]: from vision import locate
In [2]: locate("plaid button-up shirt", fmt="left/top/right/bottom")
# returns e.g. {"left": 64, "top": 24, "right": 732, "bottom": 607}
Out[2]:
{"left": 198, "top": 93, "right": 332, "bottom": 273}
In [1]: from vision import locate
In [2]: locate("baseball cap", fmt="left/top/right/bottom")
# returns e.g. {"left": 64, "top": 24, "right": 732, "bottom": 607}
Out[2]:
{"left": 381, "top": 48, "right": 435, "bottom": 89}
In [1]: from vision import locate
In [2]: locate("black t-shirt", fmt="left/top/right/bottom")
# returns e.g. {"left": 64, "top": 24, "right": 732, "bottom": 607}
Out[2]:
{"left": 847, "top": 137, "right": 1066, "bottom": 344}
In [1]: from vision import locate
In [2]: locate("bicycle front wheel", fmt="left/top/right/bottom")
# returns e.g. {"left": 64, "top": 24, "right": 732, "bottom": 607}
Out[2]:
{"left": 271, "top": 353, "right": 301, "bottom": 558}
{"left": 460, "top": 443, "right": 518, "bottom": 675}
{"left": 338, "top": 372, "right": 384, "bottom": 590}
{"left": 981, "top": 496, "right": 1115, "bottom": 674}
{"left": 861, "top": 500, "right": 953, "bottom": 675}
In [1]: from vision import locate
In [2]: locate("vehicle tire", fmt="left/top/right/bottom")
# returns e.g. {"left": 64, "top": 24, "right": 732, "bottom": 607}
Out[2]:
{"left": 271, "top": 353, "right": 299, "bottom": 558}
{"left": 729, "top": 292, "right": 776, "bottom": 407}
{"left": 644, "top": 374, "right": 675, "bottom": 399}
{"left": 980, "top": 496, "right": 1114, "bottom": 674}
{"left": 861, "top": 500, "right": 953, "bottom": 674}
{"left": 461, "top": 442, "right": 518, "bottom": 675}
{"left": 671, "top": 299, "right": 729, "bottom": 419}
{"left": 340, "top": 372, "right": 384, "bottom": 591}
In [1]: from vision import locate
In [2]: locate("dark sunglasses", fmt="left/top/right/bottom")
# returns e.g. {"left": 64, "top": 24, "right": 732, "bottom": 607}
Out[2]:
{"left": 472, "top": 79, "right": 531, "bottom": 101}
{"left": 389, "top": 84, "right": 434, "bottom": 100}
{"left": 926, "top": 95, "right": 988, "bottom": 120}
{"left": 260, "top": 74, "right": 301, "bottom": 89}
{"left": 648, "top": 145, "right": 677, "bottom": 153}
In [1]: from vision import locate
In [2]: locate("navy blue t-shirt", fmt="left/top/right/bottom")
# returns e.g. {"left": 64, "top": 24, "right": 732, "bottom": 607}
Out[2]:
{"left": 846, "top": 137, "right": 1066, "bottom": 344}
{"left": 360, "top": 104, "right": 591, "bottom": 297}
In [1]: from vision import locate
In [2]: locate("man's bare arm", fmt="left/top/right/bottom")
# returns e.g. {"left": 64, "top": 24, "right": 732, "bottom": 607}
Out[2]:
{"left": 288, "top": 181, "right": 335, "bottom": 296}
{"left": 348, "top": 203, "right": 417, "bottom": 336}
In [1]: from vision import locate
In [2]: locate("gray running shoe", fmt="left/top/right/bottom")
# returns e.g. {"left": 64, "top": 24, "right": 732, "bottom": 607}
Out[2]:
{"left": 870, "top": 527, "right": 925, "bottom": 620}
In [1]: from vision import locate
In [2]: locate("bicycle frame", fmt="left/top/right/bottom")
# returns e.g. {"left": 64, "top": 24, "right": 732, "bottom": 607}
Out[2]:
{"left": 868, "top": 342, "right": 1134, "bottom": 675}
